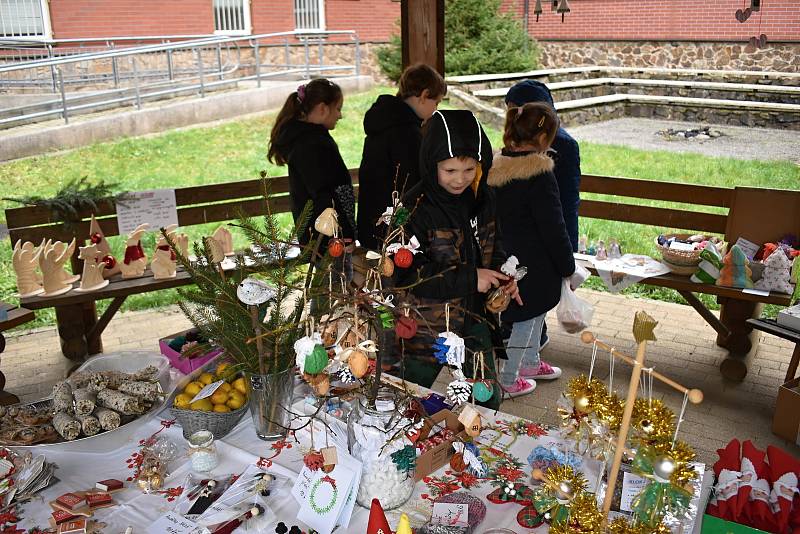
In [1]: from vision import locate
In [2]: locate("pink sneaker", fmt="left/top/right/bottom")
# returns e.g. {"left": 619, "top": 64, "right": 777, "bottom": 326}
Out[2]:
{"left": 502, "top": 378, "right": 537, "bottom": 399}
{"left": 520, "top": 361, "right": 562, "bottom": 380}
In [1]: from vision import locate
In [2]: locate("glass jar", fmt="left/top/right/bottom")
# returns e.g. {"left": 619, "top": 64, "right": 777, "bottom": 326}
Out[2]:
{"left": 347, "top": 388, "right": 415, "bottom": 509}
{"left": 188, "top": 430, "right": 219, "bottom": 472}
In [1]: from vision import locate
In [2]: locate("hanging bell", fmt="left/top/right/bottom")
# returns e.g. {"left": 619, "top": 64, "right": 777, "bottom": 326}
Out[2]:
{"left": 534, "top": 0, "right": 543, "bottom": 21}
{"left": 556, "top": 0, "right": 570, "bottom": 22}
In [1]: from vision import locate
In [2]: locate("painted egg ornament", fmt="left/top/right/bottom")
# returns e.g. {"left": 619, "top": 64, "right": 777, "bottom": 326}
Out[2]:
{"left": 395, "top": 315, "right": 418, "bottom": 339}
{"left": 394, "top": 248, "right": 414, "bottom": 269}
{"left": 303, "top": 345, "right": 329, "bottom": 375}
{"left": 102, "top": 255, "right": 117, "bottom": 269}
{"left": 347, "top": 350, "right": 369, "bottom": 379}
{"left": 380, "top": 256, "right": 394, "bottom": 277}
{"left": 328, "top": 238, "right": 345, "bottom": 258}
{"left": 472, "top": 380, "right": 494, "bottom": 403}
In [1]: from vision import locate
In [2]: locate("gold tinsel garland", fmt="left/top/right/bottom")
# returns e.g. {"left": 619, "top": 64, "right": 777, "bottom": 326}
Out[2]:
{"left": 629, "top": 398, "right": 675, "bottom": 446}
{"left": 648, "top": 439, "right": 698, "bottom": 488}
{"left": 607, "top": 517, "right": 671, "bottom": 534}
{"left": 565, "top": 375, "right": 609, "bottom": 415}
{"left": 548, "top": 492, "right": 604, "bottom": 534}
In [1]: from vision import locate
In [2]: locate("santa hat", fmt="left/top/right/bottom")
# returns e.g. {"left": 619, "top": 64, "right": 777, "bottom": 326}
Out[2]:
{"left": 737, "top": 441, "right": 775, "bottom": 532}
{"left": 367, "top": 498, "right": 392, "bottom": 534}
{"left": 708, "top": 439, "right": 741, "bottom": 521}
{"left": 395, "top": 513, "right": 412, "bottom": 534}
{"left": 767, "top": 445, "right": 800, "bottom": 533}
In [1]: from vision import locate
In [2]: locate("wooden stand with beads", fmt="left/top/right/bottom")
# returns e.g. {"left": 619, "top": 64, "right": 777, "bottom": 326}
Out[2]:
{"left": 579, "top": 311, "right": 704, "bottom": 525}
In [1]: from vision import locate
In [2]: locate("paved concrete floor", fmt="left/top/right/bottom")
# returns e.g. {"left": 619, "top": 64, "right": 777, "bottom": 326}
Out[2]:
{"left": 569, "top": 117, "right": 800, "bottom": 164}
{"left": 3, "top": 289, "right": 798, "bottom": 466}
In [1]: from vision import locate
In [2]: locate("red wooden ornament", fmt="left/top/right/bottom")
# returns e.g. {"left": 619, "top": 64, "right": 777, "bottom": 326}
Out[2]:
{"left": 328, "top": 238, "right": 345, "bottom": 258}
{"left": 395, "top": 315, "right": 418, "bottom": 339}
{"left": 101, "top": 255, "right": 117, "bottom": 269}
{"left": 394, "top": 248, "right": 413, "bottom": 268}
{"left": 303, "top": 451, "right": 325, "bottom": 471}
{"left": 449, "top": 452, "right": 467, "bottom": 473}
{"left": 90, "top": 232, "right": 103, "bottom": 245}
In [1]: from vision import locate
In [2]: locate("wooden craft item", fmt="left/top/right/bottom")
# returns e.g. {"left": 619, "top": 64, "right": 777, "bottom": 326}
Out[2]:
{"left": 151, "top": 225, "right": 187, "bottom": 280}
{"left": 458, "top": 405, "right": 482, "bottom": 437}
{"left": 314, "top": 207, "right": 339, "bottom": 237}
{"left": 48, "top": 239, "right": 81, "bottom": 285}
{"left": 212, "top": 225, "right": 234, "bottom": 256}
{"left": 88, "top": 215, "right": 120, "bottom": 278}
{"left": 39, "top": 239, "right": 78, "bottom": 296}
{"left": 12, "top": 240, "right": 44, "bottom": 297}
{"left": 119, "top": 224, "right": 149, "bottom": 279}
{"left": 164, "top": 224, "right": 189, "bottom": 258}
{"left": 204, "top": 236, "right": 225, "bottom": 264}
{"left": 75, "top": 244, "right": 109, "bottom": 292}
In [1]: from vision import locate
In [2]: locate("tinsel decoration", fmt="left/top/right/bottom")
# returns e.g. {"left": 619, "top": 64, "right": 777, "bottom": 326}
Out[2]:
{"left": 547, "top": 492, "right": 603, "bottom": 534}
{"left": 446, "top": 380, "right": 472, "bottom": 406}
{"left": 630, "top": 442, "right": 697, "bottom": 527}
{"left": 629, "top": 398, "right": 676, "bottom": 448}
{"left": 390, "top": 445, "right": 416, "bottom": 474}
{"left": 558, "top": 375, "right": 610, "bottom": 453}
{"left": 607, "top": 517, "right": 671, "bottom": 534}
{"left": 531, "top": 465, "right": 588, "bottom": 526}
{"left": 594, "top": 391, "right": 624, "bottom": 433}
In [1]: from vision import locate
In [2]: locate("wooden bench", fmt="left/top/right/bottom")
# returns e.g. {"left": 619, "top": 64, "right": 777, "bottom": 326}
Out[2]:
{"left": 5, "top": 171, "right": 357, "bottom": 361}
{"left": 578, "top": 175, "right": 798, "bottom": 381}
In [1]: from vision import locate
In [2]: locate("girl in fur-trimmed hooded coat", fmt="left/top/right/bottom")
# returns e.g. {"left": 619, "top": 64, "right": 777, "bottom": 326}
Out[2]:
{"left": 488, "top": 103, "right": 576, "bottom": 397}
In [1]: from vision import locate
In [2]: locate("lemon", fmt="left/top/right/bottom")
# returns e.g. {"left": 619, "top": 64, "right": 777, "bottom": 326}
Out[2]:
{"left": 183, "top": 381, "right": 203, "bottom": 397}
{"left": 213, "top": 404, "right": 231, "bottom": 413}
{"left": 190, "top": 398, "right": 213, "bottom": 412}
{"left": 173, "top": 393, "right": 192, "bottom": 409}
{"left": 232, "top": 377, "right": 248, "bottom": 396}
{"left": 198, "top": 373, "right": 215, "bottom": 386}
{"left": 218, "top": 382, "right": 232, "bottom": 393}
{"left": 210, "top": 389, "right": 229, "bottom": 405}
{"left": 226, "top": 395, "right": 245, "bottom": 410}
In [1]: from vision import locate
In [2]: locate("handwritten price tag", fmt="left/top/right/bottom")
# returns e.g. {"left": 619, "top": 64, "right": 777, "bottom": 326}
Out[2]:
{"left": 190, "top": 380, "right": 225, "bottom": 404}
{"left": 431, "top": 503, "right": 469, "bottom": 527}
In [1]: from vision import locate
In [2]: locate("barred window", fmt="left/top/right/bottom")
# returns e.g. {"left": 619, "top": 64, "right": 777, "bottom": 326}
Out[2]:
{"left": 213, "top": 0, "right": 252, "bottom": 36}
{"left": 0, "top": 0, "right": 50, "bottom": 38}
{"left": 294, "top": 0, "right": 325, "bottom": 31}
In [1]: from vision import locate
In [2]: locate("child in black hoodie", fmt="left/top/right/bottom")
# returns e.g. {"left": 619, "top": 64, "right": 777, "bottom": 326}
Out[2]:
{"left": 356, "top": 64, "right": 447, "bottom": 250}
{"left": 268, "top": 79, "right": 356, "bottom": 248}
{"left": 395, "top": 110, "right": 521, "bottom": 410}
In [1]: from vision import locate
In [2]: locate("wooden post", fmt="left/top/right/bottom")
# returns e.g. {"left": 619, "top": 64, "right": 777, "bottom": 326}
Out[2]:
{"left": 401, "top": 0, "right": 445, "bottom": 75}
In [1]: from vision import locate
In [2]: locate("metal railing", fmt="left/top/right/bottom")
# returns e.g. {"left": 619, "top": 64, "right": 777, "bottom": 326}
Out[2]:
{"left": 0, "top": 30, "right": 361, "bottom": 128}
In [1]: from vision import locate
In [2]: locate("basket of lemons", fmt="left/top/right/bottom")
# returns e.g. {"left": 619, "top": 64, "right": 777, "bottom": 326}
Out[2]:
{"left": 171, "top": 362, "right": 250, "bottom": 439}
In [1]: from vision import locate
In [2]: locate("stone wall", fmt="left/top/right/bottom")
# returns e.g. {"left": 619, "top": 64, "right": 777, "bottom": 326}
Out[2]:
{"left": 538, "top": 41, "right": 800, "bottom": 73}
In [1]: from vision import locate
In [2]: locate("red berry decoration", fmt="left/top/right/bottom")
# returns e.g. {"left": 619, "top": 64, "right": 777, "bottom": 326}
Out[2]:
{"left": 90, "top": 232, "right": 103, "bottom": 244}
{"left": 328, "top": 238, "right": 345, "bottom": 258}
{"left": 396, "top": 315, "right": 418, "bottom": 339}
{"left": 394, "top": 248, "right": 413, "bottom": 269}
{"left": 101, "top": 255, "right": 117, "bottom": 269}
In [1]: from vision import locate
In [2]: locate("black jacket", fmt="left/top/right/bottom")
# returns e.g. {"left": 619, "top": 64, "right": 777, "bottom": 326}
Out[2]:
{"left": 272, "top": 119, "right": 356, "bottom": 246}
{"left": 487, "top": 150, "right": 576, "bottom": 322}
{"left": 396, "top": 110, "right": 505, "bottom": 361}
{"left": 552, "top": 129, "right": 581, "bottom": 252}
{"left": 357, "top": 95, "right": 423, "bottom": 250}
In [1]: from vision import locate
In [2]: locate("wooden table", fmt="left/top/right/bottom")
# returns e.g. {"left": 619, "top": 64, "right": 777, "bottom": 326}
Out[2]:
{"left": 0, "top": 302, "right": 34, "bottom": 405}
{"left": 746, "top": 318, "right": 800, "bottom": 382}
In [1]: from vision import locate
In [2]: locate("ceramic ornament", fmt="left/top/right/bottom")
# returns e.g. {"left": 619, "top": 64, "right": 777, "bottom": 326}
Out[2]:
{"left": 11, "top": 240, "right": 44, "bottom": 297}
{"left": 75, "top": 243, "right": 109, "bottom": 292}
{"left": 314, "top": 207, "right": 339, "bottom": 237}
{"left": 39, "top": 239, "right": 78, "bottom": 296}
{"left": 755, "top": 250, "right": 794, "bottom": 294}
{"left": 120, "top": 224, "right": 150, "bottom": 278}
{"left": 88, "top": 214, "right": 120, "bottom": 278}
{"left": 211, "top": 225, "right": 234, "bottom": 256}
{"left": 236, "top": 277, "right": 276, "bottom": 306}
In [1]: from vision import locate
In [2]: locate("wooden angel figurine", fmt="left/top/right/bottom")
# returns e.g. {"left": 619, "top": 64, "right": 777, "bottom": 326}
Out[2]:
{"left": 164, "top": 224, "right": 189, "bottom": 259}
{"left": 43, "top": 239, "right": 80, "bottom": 286}
{"left": 75, "top": 243, "right": 109, "bottom": 292}
{"left": 151, "top": 225, "right": 186, "bottom": 280}
{"left": 88, "top": 214, "right": 121, "bottom": 278}
{"left": 120, "top": 224, "right": 149, "bottom": 279}
{"left": 211, "top": 225, "right": 234, "bottom": 256}
{"left": 11, "top": 240, "right": 43, "bottom": 297}
{"left": 39, "top": 239, "right": 78, "bottom": 296}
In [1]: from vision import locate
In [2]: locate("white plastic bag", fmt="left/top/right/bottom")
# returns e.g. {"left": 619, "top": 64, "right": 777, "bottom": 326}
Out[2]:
{"left": 557, "top": 279, "right": 594, "bottom": 333}
{"left": 569, "top": 263, "right": 591, "bottom": 290}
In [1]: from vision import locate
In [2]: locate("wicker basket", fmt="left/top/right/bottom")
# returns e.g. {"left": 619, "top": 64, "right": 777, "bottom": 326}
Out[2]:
{"left": 171, "top": 401, "right": 249, "bottom": 439}
{"left": 655, "top": 234, "right": 709, "bottom": 267}
{"left": 661, "top": 258, "right": 698, "bottom": 277}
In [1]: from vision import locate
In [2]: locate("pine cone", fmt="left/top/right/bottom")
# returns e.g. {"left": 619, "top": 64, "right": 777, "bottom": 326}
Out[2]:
{"left": 339, "top": 367, "right": 356, "bottom": 384}
{"left": 446, "top": 380, "right": 472, "bottom": 406}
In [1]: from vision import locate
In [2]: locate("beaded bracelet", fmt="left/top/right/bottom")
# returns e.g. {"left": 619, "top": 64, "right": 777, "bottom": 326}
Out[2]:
{"left": 309, "top": 475, "right": 338, "bottom": 515}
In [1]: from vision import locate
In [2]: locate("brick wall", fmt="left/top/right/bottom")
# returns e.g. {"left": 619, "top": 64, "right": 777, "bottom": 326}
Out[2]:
{"left": 48, "top": 0, "right": 399, "bottom": 42}
{"left": 501, "top": 0, "right": 800, "bottom": 42}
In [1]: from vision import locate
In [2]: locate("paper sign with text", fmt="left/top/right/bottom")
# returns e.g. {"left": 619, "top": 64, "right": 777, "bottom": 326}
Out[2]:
{"left": 146, "top": 511, "right": 199, "bottom": 534}
{"left": 116, "top": 189, "right": 178, "bottom": 235}
{"left": 431, "top": 503, "right": 469, "bottom": 527}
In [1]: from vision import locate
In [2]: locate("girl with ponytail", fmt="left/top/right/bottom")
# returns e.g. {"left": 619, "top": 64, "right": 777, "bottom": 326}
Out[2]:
{"left": 267, "top": 79, "right": 356, "bottom": 248}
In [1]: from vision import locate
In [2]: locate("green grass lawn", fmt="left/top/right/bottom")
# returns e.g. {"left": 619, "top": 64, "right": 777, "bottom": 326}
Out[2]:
{"left": 2, "top": 85, "right": 798, "bottom": 329}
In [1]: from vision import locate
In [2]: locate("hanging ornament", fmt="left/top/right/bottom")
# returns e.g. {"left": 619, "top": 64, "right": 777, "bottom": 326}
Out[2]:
{"left": 314, "top": 207, "right": 339, "bottom": 237}
{"left": 303, "top": 372, "right": 331, "bottom": 396}
{"left": 547, "top": 492, "right": 604, "bottom": 534}
{"left": 450, "top": 452, "right": 468, "bottom": 472}
{"left": 390, "top": 445, "right": 416, "bottom": 474}
{"left": 347, "top": 350, "right": 369, "bottom": 379}
{"left": 558, "top": 374, "right": 610, "bottom": 453}
{"left": 387, "top": 236, "right": 420, "bottom": 269}
{"left": 379, "top": 256, "right": 394, "bottom": 277}
{"left": 237, "top": 277, "right": 277, "bottom": 306}
{"left": 303, "top": 344, "right": 329, "bottom": 375}
{"left": 294, "top": 333, "right": 323, "bottom": 374}
{"left": 472, "top": 380, "right": 494, "bottom": 403}
{"left": 531, "top": 465, "right": 588, "bottom": 527}
{"left": 458, "top": 405, "right": 483, "bottom": 437}
{"left": 378, "top": 306, "right": 395, "bottom": 329}
{"left": 394, "top": 248, "right": 413, "bottom": 269}
{"left": 630, "top": 398, "right": 676, "bottom": 448}
{"left": 630, "top": 442, "right": 697, "bottom": 528}
{"left": 396, "top": 314, "right": 417, "bottom": 339}
{"left": 432, "top": 331, "right": 466, "bottom": 367}
{"left": 486, "top": 256, "right": 528, "bottom": 314}
{"left": 328, "top": 238, "right": 345, "bottom": 258}
{"left": 446, "top": 380, "right": 472, "bottom": 406}
{"left": 304, "top": 449, "right": 325, "bottom": 471}
{"left": 339, "top": 366, "right": 356, "bottom": 384}
{"left": 392, "top": 206, "right": 410, "bottom": 227}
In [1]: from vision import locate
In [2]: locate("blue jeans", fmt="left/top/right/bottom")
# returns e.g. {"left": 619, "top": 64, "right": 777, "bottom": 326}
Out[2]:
{"left": 499, "top": 313, "right": 547, "bottom": 386}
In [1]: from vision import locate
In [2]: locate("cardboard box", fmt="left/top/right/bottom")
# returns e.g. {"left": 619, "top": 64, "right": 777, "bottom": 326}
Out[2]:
{"left": 773, "top": 377, "right": 800, "bottom": 444}
{"left": 158, "top": 329, "right": 223, "bottom": 375}
{"left": 701, "top": 514, "right": 769, "bottom": 534}
{"left": 414, "top": 409, "right": 466, "bottom": 481}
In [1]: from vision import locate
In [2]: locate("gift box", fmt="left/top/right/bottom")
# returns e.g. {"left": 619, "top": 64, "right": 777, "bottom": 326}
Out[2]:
{"left": 701, "top": 514, "right": 770, "bottom": 534}
{"left": 415, "top": 409, "right": 466, "bottom": 481}
{"left": 772, "top": 377, "right": 800, "bottom": 443}
{"left": 159, "top": 328, "right": 223, "bottom": 375}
